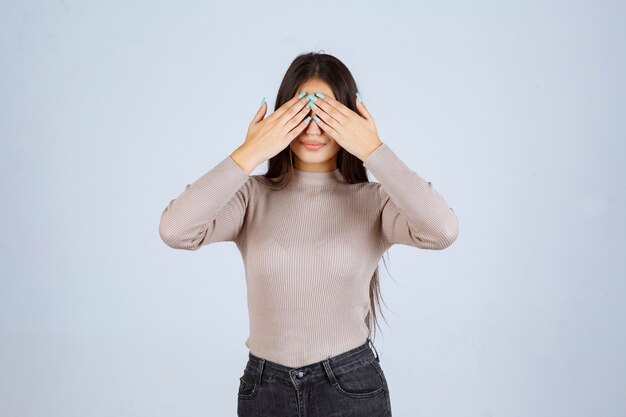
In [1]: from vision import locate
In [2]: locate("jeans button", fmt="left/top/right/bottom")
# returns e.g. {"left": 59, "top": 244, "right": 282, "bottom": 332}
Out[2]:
{"left": 296, "top": 371, "right": 304, "bottom": 379}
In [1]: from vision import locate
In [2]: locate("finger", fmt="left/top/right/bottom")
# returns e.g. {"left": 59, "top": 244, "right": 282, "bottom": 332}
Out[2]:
{"left": 355, "top": 94, "right": 373, "bottom": 121}
{"left": 285, "top": 100, "right": 312, "bottom": 133}
{"left": 311, "top": 102, "right": 342, "bottom": 135}
{"left": 310, "top": 95, "right": 350, "bottom": 130}
{"left": 271, "top": 94, "right": 306, "bottom": 122}
{"left": 278, "top": 94, "right": 309, "bottom": 126}
{"left": 312, "top": 93, "right": 351, "bottom": 119}
{"left": 310, "top": 111, "right": 341, "bottom": 143}
{"left": 286, "top": 113, "right": 313, "bottom": 141}
{"left": 250, "top": 97, "right": 268, "bottom": 124}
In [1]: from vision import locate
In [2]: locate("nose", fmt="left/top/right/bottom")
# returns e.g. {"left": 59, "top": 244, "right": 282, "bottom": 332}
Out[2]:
{"left": 305, "top": 114, "right": 322, "bottom": 134}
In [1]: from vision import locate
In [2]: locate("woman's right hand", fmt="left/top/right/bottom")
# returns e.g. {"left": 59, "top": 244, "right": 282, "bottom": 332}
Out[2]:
{"left": 231, "top": 94, "right": 311, "bottom": 173}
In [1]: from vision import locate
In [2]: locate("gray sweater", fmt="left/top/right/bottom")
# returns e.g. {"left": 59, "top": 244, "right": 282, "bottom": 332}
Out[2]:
{"left": 159, "top": 142, "right": 458, "bottom": 367}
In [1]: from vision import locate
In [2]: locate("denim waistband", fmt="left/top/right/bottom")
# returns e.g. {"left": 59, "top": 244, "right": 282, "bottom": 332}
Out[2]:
{"left": 244, "top": 337, "right": 380, "bottom": 387}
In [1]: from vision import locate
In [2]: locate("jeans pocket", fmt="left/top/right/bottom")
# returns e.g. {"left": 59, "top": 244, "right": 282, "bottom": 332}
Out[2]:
{"left": 237, "top": 368, "right": 259, "bottom": 400}
{"left": 331, "top": 358, "right": 385, "bottom": 399}
{"left": 369, "top": 358, "right": 389, "bottom": 384}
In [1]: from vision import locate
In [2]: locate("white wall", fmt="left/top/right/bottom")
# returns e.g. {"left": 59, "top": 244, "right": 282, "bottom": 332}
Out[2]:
{"left": 1, "top": 1, "right": 624, "bottom": 416}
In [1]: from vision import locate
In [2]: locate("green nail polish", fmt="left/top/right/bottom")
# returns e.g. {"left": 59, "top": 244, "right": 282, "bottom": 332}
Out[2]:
{"left": 307, "top": 93, "right": 317, "bottom": 102}
{"left": 313, "top": 115, "right": 321, "bottom": 123}
{"left": 298, "top": 91, "right": 307, "bottom": 99}
{"left": 307, "top": 102, "right": 317, "bottom": 109}
{"left": 260, "top": 97, "right": 266, "bottom": 105}
{"left": 305, "top": 116, "right": 311, "bottom": 123}
{"left": 315, "top": 92, "right": 325, "bottom": 98}
{"left": 356, "top": 92, "right": 362, "bottom": 103}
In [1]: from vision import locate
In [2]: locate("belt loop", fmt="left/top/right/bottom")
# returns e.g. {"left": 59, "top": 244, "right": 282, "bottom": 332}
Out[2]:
{"left": 257, "top": 359, "right": 266, "bottom": 386}
{"left": 368, "top": 337, "right": 380, "bottom": 362}
{"left": 321, "top": 355, "right": 339, "bottom": 387}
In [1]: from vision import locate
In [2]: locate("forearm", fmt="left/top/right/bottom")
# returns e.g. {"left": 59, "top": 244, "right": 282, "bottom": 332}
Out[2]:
{"left": 363, "top": 142, "right": 458, "bottom": 248}
{"left": 159, "top": 154, "right": 252, "bottom": 249}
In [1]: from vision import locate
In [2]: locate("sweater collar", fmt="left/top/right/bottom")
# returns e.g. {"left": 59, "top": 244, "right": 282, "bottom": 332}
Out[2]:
{"left": 292, "top": 167, "right": 344, "bottom": 185}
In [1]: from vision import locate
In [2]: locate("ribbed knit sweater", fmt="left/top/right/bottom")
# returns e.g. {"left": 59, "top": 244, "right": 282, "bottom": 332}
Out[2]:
{"left": 159, "top": 142, "right": 458, "bottom": 368}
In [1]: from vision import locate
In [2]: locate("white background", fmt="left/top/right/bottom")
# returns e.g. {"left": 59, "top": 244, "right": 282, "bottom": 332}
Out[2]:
{"left": 1, "top": 1, "right": 624, "bottom": 416}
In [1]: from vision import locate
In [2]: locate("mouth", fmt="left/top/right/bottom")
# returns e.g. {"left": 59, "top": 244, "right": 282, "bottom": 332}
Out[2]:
{"left": 301, "top": 141, "right": 326, "bottom": 150}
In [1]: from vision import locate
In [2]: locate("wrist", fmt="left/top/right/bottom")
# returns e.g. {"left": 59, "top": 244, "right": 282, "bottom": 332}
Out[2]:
{"left": 230, "top": 144, "right": 260, "bottom": 174}
{"left": 362, "top": 141, "right": 384, "bottom": 161}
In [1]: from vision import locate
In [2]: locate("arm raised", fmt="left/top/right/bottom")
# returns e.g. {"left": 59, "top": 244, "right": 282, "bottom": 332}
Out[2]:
{"left": 363, "top": 142, "right": 459, "bottom": 250}
{"left": 159, "top": 154, "right": 253, "bottom": 250}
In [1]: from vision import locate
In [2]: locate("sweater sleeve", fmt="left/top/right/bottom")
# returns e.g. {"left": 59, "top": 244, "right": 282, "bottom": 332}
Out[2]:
{"left": 159, "top": 155, "right": 252, "bottom": 250}
{"left": 362, "top": 142, "right": 458, "bottom": 250}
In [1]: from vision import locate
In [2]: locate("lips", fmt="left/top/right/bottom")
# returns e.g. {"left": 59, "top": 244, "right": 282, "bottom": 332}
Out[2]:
{"left": 301, "top": 141, "right": 325, "bottom": 145}
{"left": 301, "top": 141, "right": 325, "bottom": 150}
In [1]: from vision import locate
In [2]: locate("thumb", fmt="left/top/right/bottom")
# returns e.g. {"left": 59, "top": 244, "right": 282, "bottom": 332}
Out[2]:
{"left": 355, "top": 92, "right": 372, "bottom": 121}
{"left": 252, "top": 97, "right": 267, "bottom": 123}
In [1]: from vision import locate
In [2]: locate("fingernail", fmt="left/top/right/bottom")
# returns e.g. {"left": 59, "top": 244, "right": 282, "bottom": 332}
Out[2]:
{"left": 307, "top": 102, "right": 317, "bottom": 109}
{"left": 313, "top": 115, "right": 321, "bottom": 123}
{"left": 298, "top": 91, "right": 307, "bottom": 99}
{"left": 315, "top": 92, "right": 325, "bottom": 98}
{"left": 306, "top": 93, "right": 317, "bottom": 102}
{"left": 260, "top": 97, "right": 266, "bottom": 105}
{"left": 356, "top": 92, "right": 362, "bottom": 102}
{"left": 305, "top": 116, "right": 311, "bottom": 123}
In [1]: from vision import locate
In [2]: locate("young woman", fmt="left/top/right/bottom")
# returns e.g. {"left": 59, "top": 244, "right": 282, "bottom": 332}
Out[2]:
{"left": 159, "top": 52, "right": 459, "bottom": 417}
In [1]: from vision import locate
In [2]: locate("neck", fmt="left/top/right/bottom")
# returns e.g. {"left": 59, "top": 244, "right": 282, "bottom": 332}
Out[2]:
{"left": 292, "top": 167, "right": 344, "bottom": 185}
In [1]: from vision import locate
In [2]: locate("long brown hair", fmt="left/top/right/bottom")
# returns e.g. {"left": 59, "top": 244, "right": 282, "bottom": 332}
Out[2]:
{"left": 260, "top": 51, "right": 392, "bottom": 343}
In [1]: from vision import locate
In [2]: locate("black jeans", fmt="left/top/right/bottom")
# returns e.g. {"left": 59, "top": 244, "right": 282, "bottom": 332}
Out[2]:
{"left": 237, "top": 337, "right": 392, "bottom": 417}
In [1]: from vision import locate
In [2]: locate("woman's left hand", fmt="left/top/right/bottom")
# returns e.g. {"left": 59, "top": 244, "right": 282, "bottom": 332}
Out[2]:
{"left": 310, "top": 93, "right": 383, "bottom": 161}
